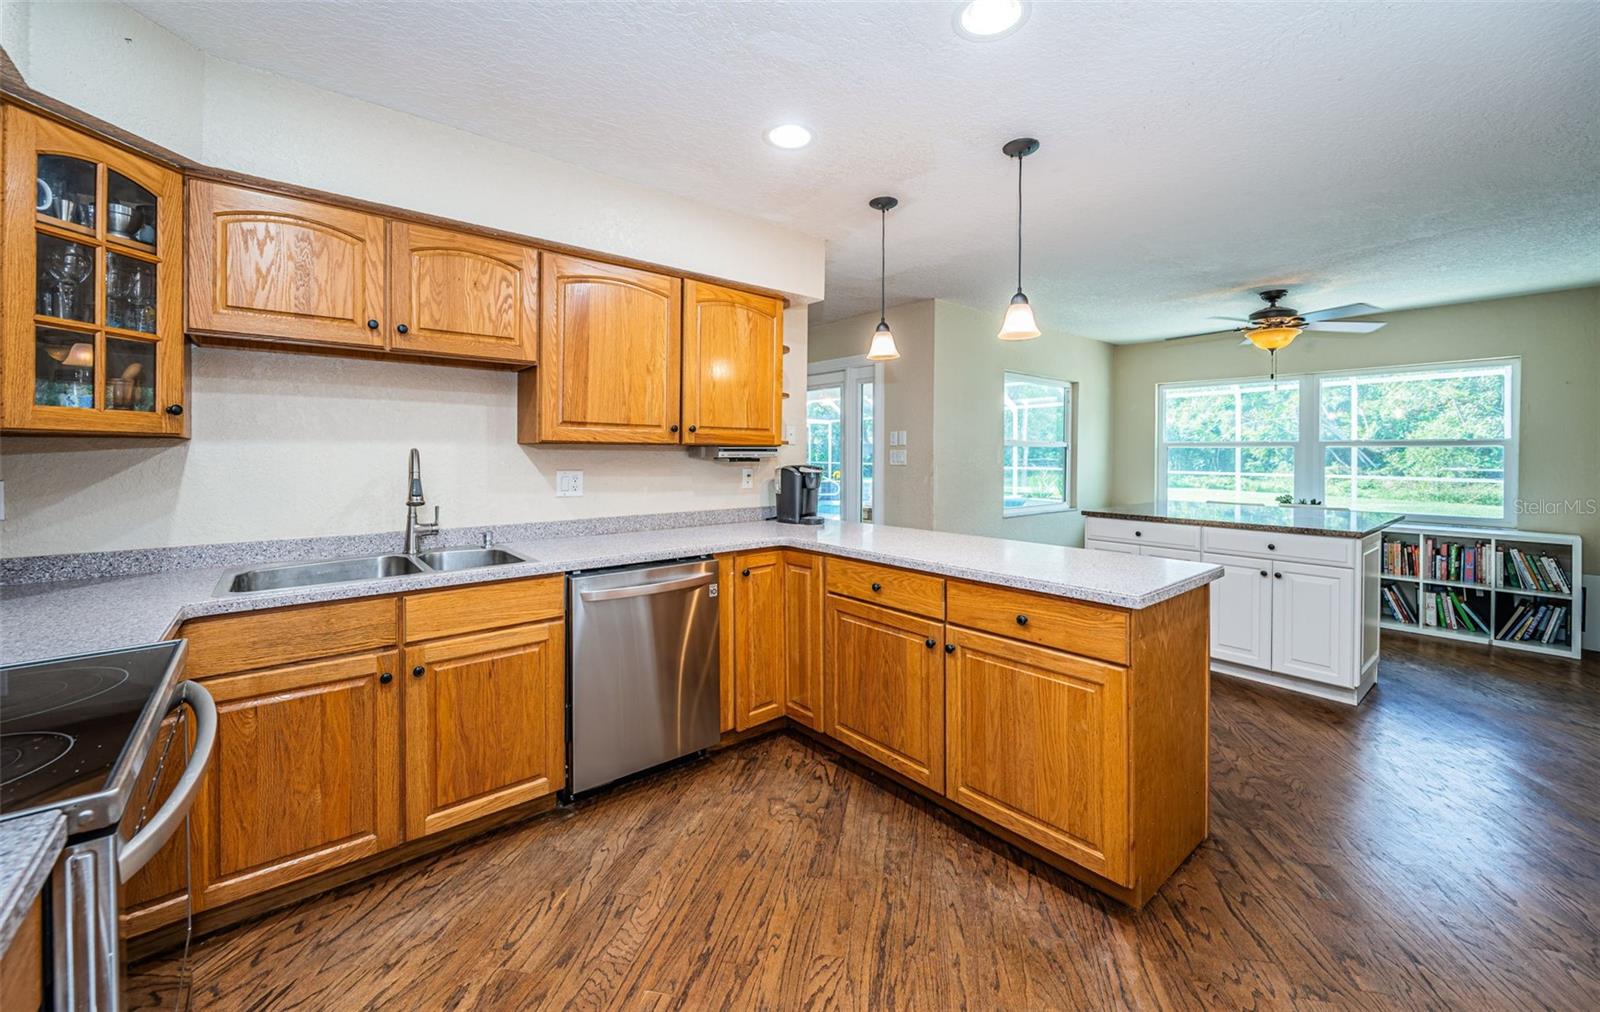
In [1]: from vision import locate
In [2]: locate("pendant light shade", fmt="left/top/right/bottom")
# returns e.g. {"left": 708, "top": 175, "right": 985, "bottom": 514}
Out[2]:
{"left": 866, "top": 195, "right": 901, "bottom": 361}
{"left": 998, "top": 137, "right": 1040, "bottom": 342}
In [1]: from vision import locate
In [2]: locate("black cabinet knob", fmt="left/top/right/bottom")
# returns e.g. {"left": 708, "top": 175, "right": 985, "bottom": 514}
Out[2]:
{"left": 925, "top": 638, "right": 936, "bottom": 649}
{"left": 396, "top": 323, "right": 409, "bottom": 334}
{"left": 367, "top": 319, "right": 379, "bottom": 330}
{"left": 1259, "top": 569, "right": 1268, "bottom": 577}
{"left": 945, "top": 643, "right": 955, "bottom": 654}
{"left": 1016, "top": 614, "right": 1029, "bottom": 626}
{"left": 1274, "top": 572, "right": 1283, "bottom": 579}
{"left": 379, "top": 672, "right": 393, "bottom": 684}
{"left": 165, "top": 404, "right": 183, "bottom": 416}
{"left": 412, "top": 665, "right": 425, "bottom": 677}
{"left": 670, "top": 424, "right": 679, "bottom": 433}
{"left": 688, "top": 424, "right": 697, "bottom": 432}
{"left": 741, "top": 568, "right": 751, "bottom": 577}
{"left": 1134, "top": 530, "right": 1143, "bottom": 538}
{"left": 1267, "top": 543, "right": 1276, "bottom": 551}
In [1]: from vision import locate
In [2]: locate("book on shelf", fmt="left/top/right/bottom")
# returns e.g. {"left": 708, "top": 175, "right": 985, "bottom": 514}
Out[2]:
{"left": 1495, "top": 602, "right": 1569, "bottom": 644}
{"left": 1382, "top": 539, "right": 1419, "bottom": 577}
{"left": 1381, "top": 586, "right": 1416, "bottom": 624}
{"left": 1497, "top": 547, "right": 1572, "bottom": 594}
{"left": 1420, "top": 588, "right": 1490, "bottom": 635}
{"left": 1423, "top": 537, "right": 1491, "bottom": 585}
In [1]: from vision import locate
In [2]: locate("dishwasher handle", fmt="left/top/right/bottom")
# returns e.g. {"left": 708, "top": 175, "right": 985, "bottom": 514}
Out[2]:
{"left": 577, "top": 573, "right": 716, "bottom": 603}
{"left": 119, "top": 680, "right": 217, "bottom": 883}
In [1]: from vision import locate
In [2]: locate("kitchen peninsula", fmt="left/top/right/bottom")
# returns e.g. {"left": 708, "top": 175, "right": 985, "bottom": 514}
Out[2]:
{"left": 1085, "top": 502, "right": 1404, "bottom": 704}
{"left": 1, "top": 515, "right": 1221, "bottom": 952}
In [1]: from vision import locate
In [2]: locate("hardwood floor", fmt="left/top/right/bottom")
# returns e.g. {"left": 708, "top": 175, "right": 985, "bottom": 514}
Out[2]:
{"left": 126, "top": 635, "right": 1600, "bottom": 1010}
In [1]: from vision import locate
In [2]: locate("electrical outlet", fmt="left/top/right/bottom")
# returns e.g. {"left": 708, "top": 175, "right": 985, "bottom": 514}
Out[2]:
{"left": 555, "top": 470, "right": 583, "bottom": 497}
{"left": 741, "top": 467, "right": 754, "bottom": 489}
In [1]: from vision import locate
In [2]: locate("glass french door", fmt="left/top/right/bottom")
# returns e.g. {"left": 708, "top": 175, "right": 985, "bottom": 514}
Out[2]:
{"left": 807, "top": 363, "right": 878, "bottom": 523}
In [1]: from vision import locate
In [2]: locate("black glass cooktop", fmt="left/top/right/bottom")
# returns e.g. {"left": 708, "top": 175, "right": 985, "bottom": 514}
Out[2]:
{"left": 1, "top": 642, "right": 184, "bottom": 819}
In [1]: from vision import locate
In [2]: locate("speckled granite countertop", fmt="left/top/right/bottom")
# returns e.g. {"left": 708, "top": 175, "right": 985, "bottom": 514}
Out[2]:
{"left": 0, "top": 811, "right": 64, "bottom": 956}
{"left": 2, "top": 520, "right": 1221, "bottom": 668}
{"left": 1084, "top": 503, "right": 1405, "bottom": 538}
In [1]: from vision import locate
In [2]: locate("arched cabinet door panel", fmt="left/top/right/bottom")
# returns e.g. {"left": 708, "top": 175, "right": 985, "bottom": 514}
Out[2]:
{"left": 387, "top": 222, "right": 536, "bottom": 363}
{"left": 186, "top": 180, "right": 386, "bottom": 349}
{"left": 682, "top": 279, "right": 783, "bottom": 446}
{"left": 521, "top": 253, "right": 681, "bottom": 443}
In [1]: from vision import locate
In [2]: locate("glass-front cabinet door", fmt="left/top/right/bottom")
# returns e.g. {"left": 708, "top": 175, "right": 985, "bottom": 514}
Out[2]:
{"left": 3, "top": 105, "right": 186, "bottom": 435}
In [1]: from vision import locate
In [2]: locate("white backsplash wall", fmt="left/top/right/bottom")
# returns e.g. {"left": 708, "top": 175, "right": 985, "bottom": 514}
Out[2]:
{"left": 0, "top": 310, "right": 807, "bottom": 557}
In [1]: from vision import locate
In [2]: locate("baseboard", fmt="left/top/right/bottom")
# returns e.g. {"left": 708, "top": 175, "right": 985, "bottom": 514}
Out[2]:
{"left": 1210, "top": 659, "right": 1371, "bottom": 706}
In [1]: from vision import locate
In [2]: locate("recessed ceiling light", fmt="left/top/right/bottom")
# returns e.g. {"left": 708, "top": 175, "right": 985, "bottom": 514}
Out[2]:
{"left": 765, "top": 124, "right": 813, "bottom": 149}
{"left": 955, "top": 0, "right": 1027, "bottom": 40}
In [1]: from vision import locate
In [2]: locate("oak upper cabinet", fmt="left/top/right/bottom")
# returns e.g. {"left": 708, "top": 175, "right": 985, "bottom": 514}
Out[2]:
{"left": 402, "top": 620, "right": 565, "bottom": 838}
{"left": 824, "top": 594, "right": 946, "bottom": 791}
{"left": 681, "top": 280, "right": 783, "bottom": 446}
{"left": 192, "top": 650, "right": 403, "bottom": 910}
{"left": 782, "top": 551, "right": 824, "bottom": 730}
{"left": 2, "top": 106, "right": 186, "bottom": 435}
{"left": 520, "top": 253, "right": 681, "bottom": 443}
{"left": 732, "top": 550, "right": 787, "bottom": 730}
{"left": 186, "top": 180, "right": 386, "bottom": 349}
{"left": 386, "top": 221, "right": 537, "bottom": 363}
{"left": 944, "top": 627, "right": 1131, "bottom": 886}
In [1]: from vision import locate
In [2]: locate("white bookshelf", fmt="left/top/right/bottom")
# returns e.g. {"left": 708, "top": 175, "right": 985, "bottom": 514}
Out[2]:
{"left": 1377, "top": 523, "right": 1584, "bottom": 659}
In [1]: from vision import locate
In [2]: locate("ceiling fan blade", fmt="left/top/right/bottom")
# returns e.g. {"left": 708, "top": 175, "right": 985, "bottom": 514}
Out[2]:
{"left": 1208, "top": 316, "right": 1251, "bottom": 323}
{"left": 1306, "top": 320, "right": 1386, "bottom": 333}
{"left": 1302, "top": 302, "right": 1381, "bottom": 322}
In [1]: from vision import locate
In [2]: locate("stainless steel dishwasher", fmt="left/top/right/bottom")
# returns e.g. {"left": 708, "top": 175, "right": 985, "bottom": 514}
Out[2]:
{"left": 567, "top": 558, "right": 721, "bottom": 794}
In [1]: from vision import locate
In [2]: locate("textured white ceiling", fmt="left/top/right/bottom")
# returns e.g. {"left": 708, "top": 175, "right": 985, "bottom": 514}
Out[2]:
{"left": 126, "top": 0, "right": 1600, "bottom": 342}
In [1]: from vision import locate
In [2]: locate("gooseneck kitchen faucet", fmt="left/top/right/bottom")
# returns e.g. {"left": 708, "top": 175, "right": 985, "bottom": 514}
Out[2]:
{"left": 404, "top": 447, "right": 441, "bottom": 554}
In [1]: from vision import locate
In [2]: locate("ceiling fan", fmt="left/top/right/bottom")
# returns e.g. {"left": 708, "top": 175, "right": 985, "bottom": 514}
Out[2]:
{"left": 1174, "top": 289, "right": 1387, "bottom": 378}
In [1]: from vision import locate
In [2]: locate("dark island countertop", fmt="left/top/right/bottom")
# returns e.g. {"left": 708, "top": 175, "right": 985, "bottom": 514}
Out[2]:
{"left": 1084, "top": 503, "right": 1406, "bottom": 539}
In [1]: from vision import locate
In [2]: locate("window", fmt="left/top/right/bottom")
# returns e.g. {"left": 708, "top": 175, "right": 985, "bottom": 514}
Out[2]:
{"left": 1157, "top": 358, "right": 1519, "bottom": 524}
{"left": 1003, "top": 373, "right": 1074, "bottom": 516}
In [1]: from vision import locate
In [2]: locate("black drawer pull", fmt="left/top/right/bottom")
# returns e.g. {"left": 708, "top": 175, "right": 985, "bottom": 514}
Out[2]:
{"left": 1016, "top": 614, "right": 1029, "bottom": 626}
{"left": 367, "top": 318, "right": 379, "bottom": 330}
{"left": 870, "top": 582, "right": 882, "bottom": 592}
{"left": 1267, "top": 543, "right": 1276, "bottom": 551}
{"left": 396, "top": 323, "right": 409, "bottom": 334}
{"left": 1274, "top": 572, "right": 1283, "bottom": 579}
{"left": 412, "top": 665, "right": 425, "bottom": 677}
{"left": 670, "top": 424, "right": 679, "bottom": 433}
{"left": 1134, "top": 530, "right": 1142, "bottom": 538}
{"left": 742, "top": 568, "right": 751, "bottom": 577}
{"left": 379, "top": 671, "right": 393, "bottom": 684}
{"left": 925, "top": 638, "right": 936, "bottom": 649}
{"left": 945, "top": 643, "right": 955, "bottom": 654}
{"left": 1259, "top": 569, "right": 1268, "bottom": 577}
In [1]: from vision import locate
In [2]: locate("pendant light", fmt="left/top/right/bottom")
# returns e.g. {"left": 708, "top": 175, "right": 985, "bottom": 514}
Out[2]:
{"left": 997, "top": 137, "right": 1041, "bottom": 341}
{"left": 866, "top": 196, "right": 901, "bottom": 361}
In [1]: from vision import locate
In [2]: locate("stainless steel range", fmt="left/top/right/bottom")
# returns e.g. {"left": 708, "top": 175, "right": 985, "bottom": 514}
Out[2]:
{"left": 1, "top": 641, "right": 216, "bottom": 1011}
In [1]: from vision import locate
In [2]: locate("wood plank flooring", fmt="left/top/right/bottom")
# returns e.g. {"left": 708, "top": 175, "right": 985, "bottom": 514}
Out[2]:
{"left": 126, "top": 635, "right": 1600, "bottom": 1010}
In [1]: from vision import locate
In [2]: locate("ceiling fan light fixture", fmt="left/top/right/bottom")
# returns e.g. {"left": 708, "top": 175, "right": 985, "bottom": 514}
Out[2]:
{"left": 1248, "top": 325, "right": 1300, "bottom": 352}
{"left": 998, "top": 292, "right": 1041, "bottom": 341}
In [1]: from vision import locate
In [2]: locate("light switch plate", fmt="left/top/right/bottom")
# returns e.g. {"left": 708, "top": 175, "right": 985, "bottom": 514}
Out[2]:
{"left": 784, "top": 423, "right": 797, "bottom": 444}
{"left": 555, "top": 470, "right": 583, "bottom": 497}
{"left": 890, "top": 449, "right": 908, "bottom": 466}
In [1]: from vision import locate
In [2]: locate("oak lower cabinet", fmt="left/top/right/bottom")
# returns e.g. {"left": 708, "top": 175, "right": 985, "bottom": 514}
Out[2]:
{"left": 945, "top": 628, "right": 1130, "bottom": 885}
{"left": 387, "top": 221, "right": 538, "bottom": 363}
{"left": 402, "top": 621, "right": 565, "bottom": 838}
{"left": 519, "top": 253, "right": 682, "bottom": 443}
{"left": 193, "top": 651, "right": 402, "bottom": 910}
{"left": 186, "top": 180, "right": 388, "bottom": 349}
{"left": 782, "top": 551, "right": 824, "bottom": 729}
{"left": 823, "top": 594, "right": 946, "bottom": 791}
{"left": 732, "top": 550, "right": 787, "bottom": 730}
{"left": 681, "top": 280, "right": 783, "bottom": 446}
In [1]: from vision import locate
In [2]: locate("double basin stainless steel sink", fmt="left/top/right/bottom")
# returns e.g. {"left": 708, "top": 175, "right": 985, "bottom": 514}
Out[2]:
{"left": 216, "top": 547, "right": 532, "bottom": 595}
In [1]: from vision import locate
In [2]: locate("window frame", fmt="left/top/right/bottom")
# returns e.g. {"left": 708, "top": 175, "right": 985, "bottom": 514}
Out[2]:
{"left": 1002, "top": 371, "right": 1076, "bottom": 518}
{"left": 1156, "top": 357, "right": 1520, "bottom": 526}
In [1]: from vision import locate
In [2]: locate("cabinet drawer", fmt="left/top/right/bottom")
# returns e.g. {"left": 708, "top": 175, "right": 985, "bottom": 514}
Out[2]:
{"left": 180, "top": 597, "right": 398, "bottom": 677}
{"left": 1084, "top": 517, "right": 1201, "bottom": 550}
{"left": 947, "top": 581, "right": 1129, "bottom": 666}
{"left": 1203, "top": 526, "right": 1357, "bottom": 567}
{"left": 403, "top": 576, "right": 564, "bottom": 642}
{"left": 825, "top": 557, "right": 945, "bottom": 618}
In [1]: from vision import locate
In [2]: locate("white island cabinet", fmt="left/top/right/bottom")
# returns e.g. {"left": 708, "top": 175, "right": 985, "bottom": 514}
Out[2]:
{"left": 1086, "top": 507, "right": 1397, "bottom": 705}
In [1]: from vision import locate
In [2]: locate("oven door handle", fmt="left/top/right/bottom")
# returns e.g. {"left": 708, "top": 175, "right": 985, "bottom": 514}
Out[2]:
{"left": 118, "top": 680, "right": 217, "bottom": 883}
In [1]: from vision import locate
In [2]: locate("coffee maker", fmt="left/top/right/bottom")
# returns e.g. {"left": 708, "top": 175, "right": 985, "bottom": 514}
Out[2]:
{"left": 776, "top": 465, "right": 824, "bottom": 525}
